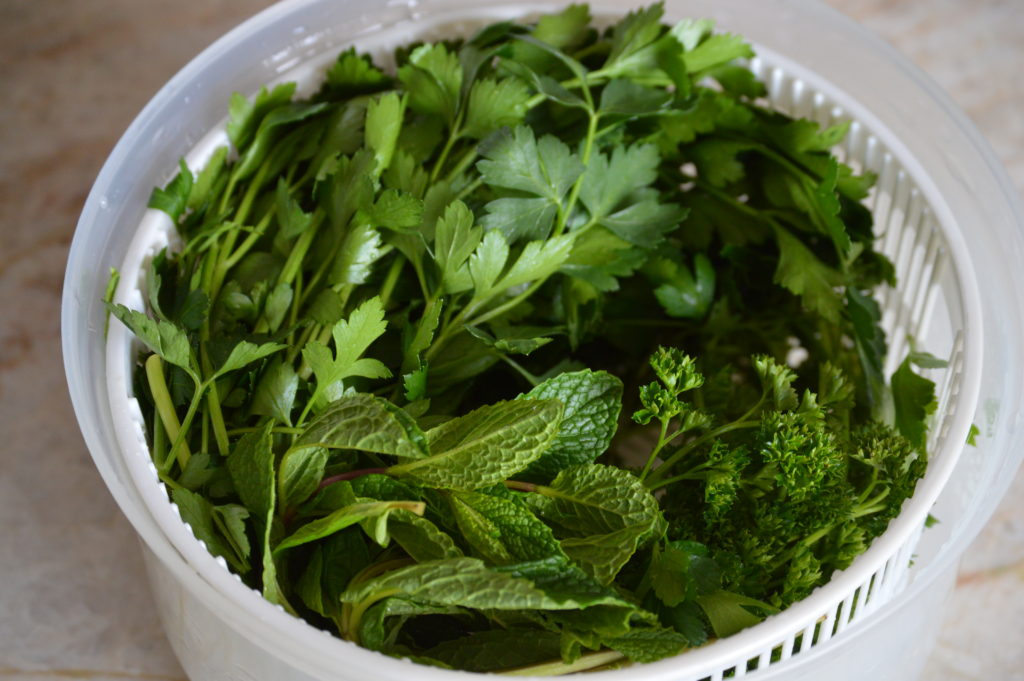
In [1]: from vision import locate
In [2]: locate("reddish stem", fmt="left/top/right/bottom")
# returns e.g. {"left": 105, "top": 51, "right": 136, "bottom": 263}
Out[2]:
{"left": 315, "top": 467, "right": 388, "bottom": 493}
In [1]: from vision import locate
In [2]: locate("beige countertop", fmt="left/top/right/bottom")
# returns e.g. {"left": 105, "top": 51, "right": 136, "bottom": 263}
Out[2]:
{"left": 1, "top": 1, "right": 1021, "bottom": 679}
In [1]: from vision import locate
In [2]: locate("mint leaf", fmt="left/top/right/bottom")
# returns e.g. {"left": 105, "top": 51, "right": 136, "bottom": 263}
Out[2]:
{"left": 388, "top": 511, "right": 464, "bottom": 562}
{"left": 275, "top": 500, "right": 425, "bottom": 552}
{"left": 517, "top": 370, "right": 624, "bottom": 482}
{"left": 388, "top": 399, "right": 564, "bottom": 489}
{"left": 297, "top": 393, "right": 429, "bottom": 460}
{"left": 450, "top": 490, "right": 565, "bottom": 564}
{"left": 277, "top": 445, "right": 328, "bottom": 512}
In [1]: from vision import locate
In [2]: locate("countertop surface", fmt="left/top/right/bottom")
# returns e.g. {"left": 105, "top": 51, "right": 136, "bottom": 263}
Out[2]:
{"left": 1, "top": 1, "right": 1021, "bottom": 679}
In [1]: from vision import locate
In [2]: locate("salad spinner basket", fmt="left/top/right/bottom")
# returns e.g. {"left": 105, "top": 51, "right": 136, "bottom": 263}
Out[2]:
{"left": 63, "top": 1, "right": 1024, "bottom": 680}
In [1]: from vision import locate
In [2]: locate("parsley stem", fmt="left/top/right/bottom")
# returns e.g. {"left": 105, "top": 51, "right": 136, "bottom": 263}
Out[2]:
{"left": 647, "top": 419, "right": 760, "bottom": 488}
{"left": 504, "top": 480, "right": 538, "bottom": 493}
{"left": 554, "top": 111, "right": 599, "bottom": 235}
{"left": 145, "top": 355, "right": 191, "bottom": 470}
{"left": 639, "top": 418, "right": 672, "bottom": 481}
{"left": 200, "top": 346, "right": 230, "bottom": 456}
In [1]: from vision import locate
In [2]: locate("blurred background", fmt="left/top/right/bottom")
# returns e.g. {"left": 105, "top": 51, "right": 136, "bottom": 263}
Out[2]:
{"left": 0, "top": 1, "right": 1021, "bottom": 679}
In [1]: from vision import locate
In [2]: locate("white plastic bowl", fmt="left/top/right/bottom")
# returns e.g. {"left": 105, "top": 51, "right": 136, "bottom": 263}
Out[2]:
{"left": 63, "top": 1, "right": 1024, "bottom": 680}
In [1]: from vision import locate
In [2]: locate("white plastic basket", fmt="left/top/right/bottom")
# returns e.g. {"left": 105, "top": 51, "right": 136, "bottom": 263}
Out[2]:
{"left": 72, "top": 1, "right": 1009, "bottom": 680}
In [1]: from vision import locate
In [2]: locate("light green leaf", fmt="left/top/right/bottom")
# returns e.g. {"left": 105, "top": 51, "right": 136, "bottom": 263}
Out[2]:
{"left": 398, "top": 43, "right": 463, "bottom": 122}
{"left": 275, "top": 178, "right": 313, "bottom": 240}
{"left": 107, "top": 304, "right": 195, "bottom": 377}
{"left": 250, "top": 359, "right": 298, "bottom": 425}
{"left": 891, "top": 355, "right": 938, "bottom": 452}
{"left": 388, "top": 399, "right": 564, "bottom": 489}
{"left": 329, "top": 223, "right": 385, "bottom": 286}
{"left": 773, "top": 225, "right": 844, "bottom": 322}
{"left": 388, "top": 510, "right": 464, "bottom": 562}
{"left": 468, "top": 229, "right": 510, "bottom": 296}
{"left": 528, "top": 464, "right": 659, "bottom": 536}
{"left": 450, "top": 490, "right": 565, "bottom": 564}
{"left": 463, "top": 78, "right": 531, "bottom": 139}
{"left": 214, "top": 340, "right": 285, "bottom": 379}
{"left": 277, "top": 445, "right": 328, "bottom": 512}
{"left": 297, "top": 393, "right": 430, "bottom": 460}
{"left": 434, "top": 200, "right": 483, "bottom": 289}
{"left": 517, "top": 370, "right": 623, "bottom": 482}
{"left": 365, "top": 91, "right": 405, "bottom": 175}
{"left": 275, "top": 500, "right": 425, "bottom": 553}
{"left": 341, "top": 556, "right": 610, "bottom": 612}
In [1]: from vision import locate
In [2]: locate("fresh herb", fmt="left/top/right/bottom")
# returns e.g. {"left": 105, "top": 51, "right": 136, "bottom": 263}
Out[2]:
{"left": 109, "top": 3, "right": 943, "bottom": 673}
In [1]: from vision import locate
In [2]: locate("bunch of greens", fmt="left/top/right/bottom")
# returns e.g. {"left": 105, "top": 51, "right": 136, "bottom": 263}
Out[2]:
{"left": 107, "top": 3, "right": 944, "bottom": 673}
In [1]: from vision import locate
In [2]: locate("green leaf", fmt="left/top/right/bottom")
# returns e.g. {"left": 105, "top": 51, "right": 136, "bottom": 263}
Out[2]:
{"left": 226, "top": 82, "right": 296, "bottom": 151}
{"left": 107, "top": 304, "right": 195, "bottom": 377}
{"left": 597, "top": 198, "right": 687, "bottom": 249}
{"left": 650, "top": 253, "right": 716, "bottom": 319}
{"left": 434, "top": 200, "right": 483, "bottom": 290}
{"left": 773, "top": 225, "right": 844, "bottom": 322}
{"left": 891, "top": 355, "right": 938, "bottom": 452}
{"left": 234, "top": 101, "right": 330, "bottom": 181}
{"left": 341, "top": 556, "right": 610, "bottom": 612}
{"left": 296, "top": 529, "right": 370, "bottom": 617}
{"left": 532, "top": 4, "right": 592, "bottom": 50}
{"left": 450, "top": 490, "right": 565, "bottom": 564}
{"left": 578, "top": 144, "right": 660, "bottom": 222}
{"left": 529, "top": 464, "right": 659, "bottom": 535}
{"left": 695, "top": 590, "right": 775, "bottom": 638}
{"left": 297, "top": 393, "right": 429, "bottom": 460}
{"left": 365, "top": 92, "right": 406, "bottom": 175}
{"left": 517, "top": 370, "right": 623, "bottom": 482}
{"left": 598, "top": 79, "right": 673, "bottom": 116}
{"left": 188, "top": 146, "right": 228, "bottom": 213}
{"left": 304, "top": 296, "right": 391, "bottom": 405}
{"left": 605, "top": 4, "right": 665, "bottom": 70}
{"left": 225, "top": 423, "right": 285, "bottom": 607}
{"left": 527, "top": 464, "right": 659, "bottom": 583}
{"left": 426, "top": 630, "right": 563, "bottom": 672}
{"left": 250, "top": 359, "right": 298, "bottom": 425}
{"left": 275, "top": 500, "right": 425, "bottom": 552}
{"left": 275, "top": 178, "right": 313, "bottom": 240}
{"left": 465, "top": 325, "right": 554, "bottom": 356}
{"left": 467, "top": 229, "right": 510, "bottom": 296}
{"left": 598, "top": 627, "right": 686, "bottom": 663}
{"left": 847, "top": 287, "right": 888, "bottom": 415}
{"left": 398, "top": 43, "right": 463, "bottom": 123}
{"left": 650, "top": 541, "right": 721, "bottom": 607}
{"left": 213, "top": 340, "right": 285, "bottom": 379}
{"left": 388, "top": 399, "right": 564, "bottom": 490}
{"left": 148, "top": 159, "right": 194, "bottom": 223}
{"left": 329, "top": 222, "right": 385, "bottom": 286}
{"left": 369, "top": 189, "right": 424, "bottom": 230}
{"left": 172, "top": 488, "right": 249, "bottom": 573}
{"left": 480, "top": 197, "right": 559, "bottom": 243}
{"left": 561, "top": 524, "right": 651, "bottom": 584}
{"left": 277, "top": 445, "right": 328, "bottom": 512}
{"left": 388, "top": 511, "right": 464, "bottom": 562}
{"left": 358, "top": 599, "right": 466, "bottom": 653}
{"left": 463, "top": 78, "right": 531, "bottom": 139}
{"left": 683, "top": 33, "right": 754, "bottom": 73}
{"left": 478, "top": 126, "right": 583, "bottom": 202}
{"left": 324, "top": 48, "right": 391, "bottom": 98}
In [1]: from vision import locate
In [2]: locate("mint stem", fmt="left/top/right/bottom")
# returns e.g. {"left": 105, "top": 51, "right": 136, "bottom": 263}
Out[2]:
{"left": 316, "top": 467, "right": 388, "bottom": 493}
